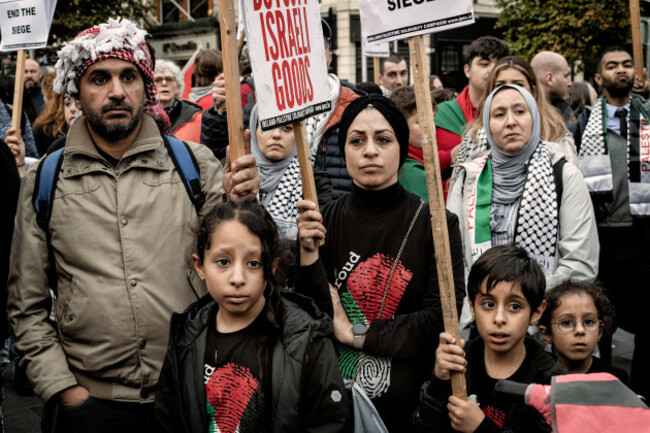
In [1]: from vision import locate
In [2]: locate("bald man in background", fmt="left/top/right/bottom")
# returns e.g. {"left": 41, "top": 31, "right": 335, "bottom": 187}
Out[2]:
{"left": 24, "top": 58, "right": 44, "bottom": 117}
{"left": 531, "top": 51, "right": 573, "bottom": 125}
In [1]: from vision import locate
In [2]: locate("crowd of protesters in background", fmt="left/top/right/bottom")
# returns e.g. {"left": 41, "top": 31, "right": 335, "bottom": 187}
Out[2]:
{"left": 2, "top": 14, "right": 650, "bottom": 433}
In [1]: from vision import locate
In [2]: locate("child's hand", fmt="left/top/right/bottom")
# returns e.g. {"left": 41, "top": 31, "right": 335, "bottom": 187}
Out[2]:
{"left": 434, "top": 332, "right": 466, "bottom": 381}
{"left": 296, "top": 200, "right": 325, "bottom": 263}
{"left": 447, "top": 395, "right": 484, "bottom": 433}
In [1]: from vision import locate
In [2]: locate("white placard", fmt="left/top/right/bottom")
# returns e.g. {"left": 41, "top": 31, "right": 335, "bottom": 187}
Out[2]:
{"left": 0, "top": 0, "right": 54, "bottom": 51}
{"left": 359, "top": 0, "right": 474, "bottom": 44}
{"left": 363, "top": 41, "right": 390, "bottom": 58}
{"left": 243, "top": 0, "right": 331, "bottom": 131}
{"left": 237, "top": 0, "right": 246, "bottom": 42}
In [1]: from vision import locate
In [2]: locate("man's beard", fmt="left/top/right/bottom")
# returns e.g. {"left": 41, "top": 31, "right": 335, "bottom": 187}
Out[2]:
{"left": 82, "top": 99, "right": 143, "bottom": 141}
{"left": 602, "top": 74, "right": 635, "bottom": 99}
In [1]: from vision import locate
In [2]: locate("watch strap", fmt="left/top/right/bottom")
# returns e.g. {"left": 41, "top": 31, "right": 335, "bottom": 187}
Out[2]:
{"left": 353, "top": 334, "right": 365, "bottom": 350}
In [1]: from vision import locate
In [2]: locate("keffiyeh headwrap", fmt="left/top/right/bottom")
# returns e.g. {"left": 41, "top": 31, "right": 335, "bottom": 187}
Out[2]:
{"left": 53, "top": 18, "right": 170, "bottom": 134}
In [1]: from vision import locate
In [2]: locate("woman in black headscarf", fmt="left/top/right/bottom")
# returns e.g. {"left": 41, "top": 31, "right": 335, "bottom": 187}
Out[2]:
{"left": 295, "top": 94, "right": 465, "bottom": 431}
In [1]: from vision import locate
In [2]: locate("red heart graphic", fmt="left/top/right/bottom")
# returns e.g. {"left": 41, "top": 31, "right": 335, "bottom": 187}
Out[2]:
{"left": 346, "top": 253, "right": 412, "bottom": 322}
{"left": 206, "top": 362, "right": 259, "bottom": 433}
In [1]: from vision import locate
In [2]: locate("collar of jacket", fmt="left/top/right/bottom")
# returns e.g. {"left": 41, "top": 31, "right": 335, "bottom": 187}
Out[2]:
{"left": 63, "top": 113, "right": 164, "bottom": 161}
{"left": 168, "top": 291, "right": 334, "bottom": 350}
{"left": 61, "top": 114, "right": 169, "bottom": 176}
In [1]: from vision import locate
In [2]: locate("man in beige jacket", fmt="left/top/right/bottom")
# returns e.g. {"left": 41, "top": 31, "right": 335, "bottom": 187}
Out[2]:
{"left": 8, "top": 18, "right": 259, "bottom": 432}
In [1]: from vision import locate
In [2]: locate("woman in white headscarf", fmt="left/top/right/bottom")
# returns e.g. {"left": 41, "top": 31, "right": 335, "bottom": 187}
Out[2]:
{"left": 447, "top": 84, "right": 599, "bottom": 334}
{"left": 249, "top": 104, "right": 332, "bottom": 240}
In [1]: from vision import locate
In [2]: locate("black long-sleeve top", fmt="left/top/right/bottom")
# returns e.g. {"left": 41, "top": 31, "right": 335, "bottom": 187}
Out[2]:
{"left": 295, "top": 182, "right": 465, "bottom": 431}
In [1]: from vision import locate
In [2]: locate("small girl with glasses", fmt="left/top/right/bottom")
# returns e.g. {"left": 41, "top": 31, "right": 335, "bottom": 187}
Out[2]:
{"left": 539, "top": 280, "right": 629, "bottom": 384}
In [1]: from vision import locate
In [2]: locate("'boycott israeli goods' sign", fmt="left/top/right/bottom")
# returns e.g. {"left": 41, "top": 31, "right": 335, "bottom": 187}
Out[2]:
{"left": 0, "top": 0, "right": 56, "bottom": 51}
{"left": 359, "top": 0, "right": 474, "bottom": 44}
{"left": 243, "top": 0, "right": 331, "bottom": 131}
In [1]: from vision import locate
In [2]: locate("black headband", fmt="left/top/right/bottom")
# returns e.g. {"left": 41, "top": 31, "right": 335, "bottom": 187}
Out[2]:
{"left": 337, "top": 94, "right": 409, "bottom": 168}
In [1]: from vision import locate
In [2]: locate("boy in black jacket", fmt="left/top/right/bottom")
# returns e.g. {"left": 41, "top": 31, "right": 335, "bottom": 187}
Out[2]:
{"left": 413, "top": 245, "right": 566, "bottom": 433}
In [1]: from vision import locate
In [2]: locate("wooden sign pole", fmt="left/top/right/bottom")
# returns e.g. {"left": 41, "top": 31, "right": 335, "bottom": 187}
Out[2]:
{"left": 374, "top": 57, "right": 381, "bottom": 85}
{"left": 218, "top": 0, "right": 246, "bottom": 161}
{"left": 12, "top": 50, "right": 26, "bottom": 131}
{"left": 294, "top": 121, "right": 319, "bottom": 208}
{"left": 409, "top": 35, "right": 467, "bottom": 399}
{"left": 630, "top": 0, "right": 644, "bottom": 79}
{"left": 294, "top": 120, "right": 322, "bottom": 246}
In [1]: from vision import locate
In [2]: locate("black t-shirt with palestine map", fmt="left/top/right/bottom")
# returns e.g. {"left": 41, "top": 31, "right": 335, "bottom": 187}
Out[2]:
{"left": 203, "top": 309, "right": 271, "bottom": 433}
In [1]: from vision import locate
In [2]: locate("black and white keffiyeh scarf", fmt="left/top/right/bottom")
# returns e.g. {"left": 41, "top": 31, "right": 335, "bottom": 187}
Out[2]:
{"left": 515, "top": 142, "right": 559, "bottom": 274}
{"left": 454, "top": 127, "right": 488, "bottom": 179}
{"left": 469, "top": 84, "right": 558, "bottom": 275}
{"left": 468, "top": 142, "right": 558, "bottom": 276}
{"left": 578, "top": 95, "right": 650, "bottom": 216}
{"left": 260, "top": 156, "right": 303, "bottom": 240}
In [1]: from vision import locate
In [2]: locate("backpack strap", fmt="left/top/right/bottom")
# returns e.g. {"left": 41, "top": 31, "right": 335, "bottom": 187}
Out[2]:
{"left": 31, "top": 148, "right": 65, "bottom": 296}
{"left": 163, "top": 135, "right": 205, "bottom": 214}
{"left": 553, "top": 157, "right": 567, "bottom": 209}
{"left": 33, "top": 148, "right": 65, "bottom": 230}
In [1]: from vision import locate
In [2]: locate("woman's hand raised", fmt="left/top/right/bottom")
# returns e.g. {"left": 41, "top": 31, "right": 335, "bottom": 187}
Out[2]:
{"left": 296, "top": 199, "right": 326, "bottom": 266}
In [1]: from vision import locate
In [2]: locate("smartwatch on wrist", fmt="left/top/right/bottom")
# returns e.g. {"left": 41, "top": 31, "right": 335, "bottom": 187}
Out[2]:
{"left": 352, "top": 323, "right": 368, "bottom": 350}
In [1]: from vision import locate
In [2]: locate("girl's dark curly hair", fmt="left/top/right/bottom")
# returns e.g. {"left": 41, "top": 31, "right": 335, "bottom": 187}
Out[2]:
{"left": 539, "top": 279, "right": 616, "bottom": 339}
{"left": 193, "top": 201, "right": 290, "bottom": 334}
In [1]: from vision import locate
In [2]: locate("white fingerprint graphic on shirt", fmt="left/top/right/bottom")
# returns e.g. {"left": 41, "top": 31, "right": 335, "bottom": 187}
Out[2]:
{"left": 357, "top": 355, "right": 391, "bottom": 398}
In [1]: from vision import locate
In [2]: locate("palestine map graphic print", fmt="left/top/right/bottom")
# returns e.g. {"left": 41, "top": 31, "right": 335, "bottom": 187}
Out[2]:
{"left": 205, "top": 363, "right": 263, "bottom": 433}
{"left": 337, "top": 252, "right": 412, "bottom": 398}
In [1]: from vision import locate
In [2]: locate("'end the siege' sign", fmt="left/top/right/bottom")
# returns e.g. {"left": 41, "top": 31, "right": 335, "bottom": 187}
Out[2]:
{"left": 0, "top": 0, "right": 56, "bottom": 51}
{"left": 243, "top": 0, "right": 330, "bottom": 131}
{"left": 359, "top": 0, "right": 474, "bottom": 44}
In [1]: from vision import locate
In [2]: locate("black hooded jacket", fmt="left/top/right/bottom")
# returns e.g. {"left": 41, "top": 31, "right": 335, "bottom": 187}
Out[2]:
{"left": 155, "top": 290, "right": 350, "bottom": 433}
{"left": 413, "top": 337, "right": 567, "bottom": 433}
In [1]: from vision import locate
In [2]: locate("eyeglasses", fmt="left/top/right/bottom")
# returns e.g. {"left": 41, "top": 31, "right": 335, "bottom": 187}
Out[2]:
{"left": 552, "top": 318, "right": 602, "bottom": 333}
{"left": 154, "top": 76, "right": 176, "bottom": 84}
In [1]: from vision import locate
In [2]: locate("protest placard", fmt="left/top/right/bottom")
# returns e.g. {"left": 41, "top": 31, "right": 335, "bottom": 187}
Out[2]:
{"left": 237, "top": 0, "right": 246, "bottom": 43}
{"left": 242, "top": 0, "right": 331, "bottom": 131}
{"left": 359, "top": 0, "right": 474, "bottom": 44}
{"left": 0, "top": 0, "right": 56, "bottom": 51}
{"left": 363, "top": 40, "right": 390, "bottom": 58}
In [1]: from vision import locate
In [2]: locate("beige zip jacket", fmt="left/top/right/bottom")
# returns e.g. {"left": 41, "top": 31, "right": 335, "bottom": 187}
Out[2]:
{"left": 8, "top": 114, "right": 224, "bottom": 403}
